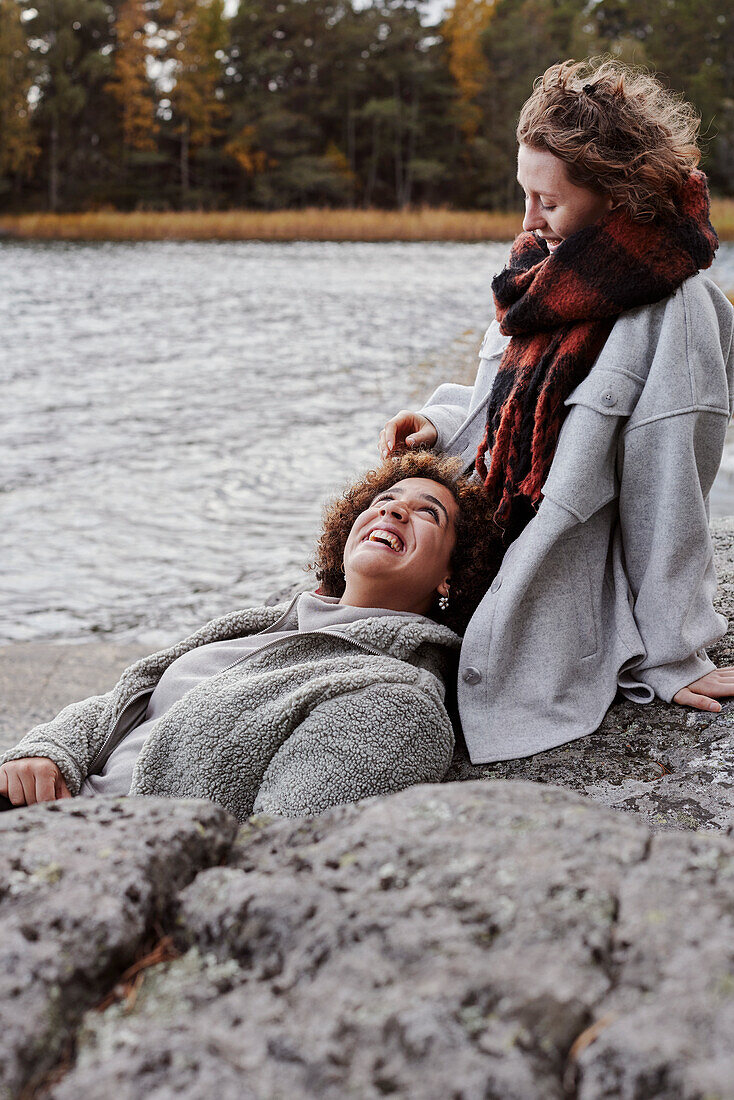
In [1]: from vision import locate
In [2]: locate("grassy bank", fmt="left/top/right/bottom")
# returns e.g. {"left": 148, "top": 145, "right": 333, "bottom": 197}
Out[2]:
{"left": 0, "top": 207, "right": 522, "bottom": 242}
{"left": 2, "top": 201, "right": 734, "bottom": 243}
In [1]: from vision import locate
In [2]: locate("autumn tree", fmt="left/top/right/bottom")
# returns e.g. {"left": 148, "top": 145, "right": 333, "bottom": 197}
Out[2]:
{"left": 461, "top": 0, "right": 597, "bottom": 207}
{"left": 4, "top": 0, "right": 732, "bottom": 211}
{"left": 442, "top": 0, "right": 497, "bottom": 140}
{"left": 159, "top": 0, "right": 228, "bottom": 198}
{"left": 106, "top": 0, "right": 158, "bottom": 152}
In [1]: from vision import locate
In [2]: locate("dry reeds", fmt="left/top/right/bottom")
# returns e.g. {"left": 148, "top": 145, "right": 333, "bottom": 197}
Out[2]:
{"left": 2, "top": 200, "right": 732, "bottom": 242}
{"left": 711, "top": 199, "right": 734, "bottom": 242}
{"left": 0, "top": 207, "right": 523, "bottom": 242}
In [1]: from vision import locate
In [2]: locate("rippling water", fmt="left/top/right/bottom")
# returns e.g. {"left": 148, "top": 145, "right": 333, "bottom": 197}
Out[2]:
{"left": 2, "top": 240, "right": 734, "bottom": 646}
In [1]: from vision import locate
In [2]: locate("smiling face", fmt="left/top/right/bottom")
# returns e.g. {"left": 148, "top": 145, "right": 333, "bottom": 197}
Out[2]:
{"left": 517, "top": 143, "right": 613, "bottom": 252}
{"left": 340, "top": 477, "right": 458, "bottom": 616}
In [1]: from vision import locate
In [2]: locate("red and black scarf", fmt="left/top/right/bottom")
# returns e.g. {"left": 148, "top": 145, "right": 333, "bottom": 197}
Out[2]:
{"left": 476, "top": 169, "right": 718, "bottom": 537}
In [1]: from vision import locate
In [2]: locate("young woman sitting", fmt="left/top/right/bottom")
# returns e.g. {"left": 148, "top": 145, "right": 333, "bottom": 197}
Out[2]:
{"left": 0, "top": 452, "right": 499, "bottom": 820}
{"left": 380, "top": 58, "right": 734, "bottom": 765}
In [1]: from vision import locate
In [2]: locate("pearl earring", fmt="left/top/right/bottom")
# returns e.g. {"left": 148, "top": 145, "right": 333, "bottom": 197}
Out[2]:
{"left": 438, "top": 593, "right": 449, "bottom": 612}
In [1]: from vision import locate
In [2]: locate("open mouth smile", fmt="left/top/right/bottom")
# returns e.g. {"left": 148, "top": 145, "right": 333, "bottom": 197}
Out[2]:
{"left": 363, "top": 528, "right": 405, "bottom": 553}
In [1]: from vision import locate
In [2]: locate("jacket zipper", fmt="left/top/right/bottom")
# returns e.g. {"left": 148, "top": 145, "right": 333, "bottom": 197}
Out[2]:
{"left": 88, "top": 595, "right": 306, "bottom": 773}
{"left": 215, "top": 627, "right": 384, "bottom": 677}
{"left": 88, "top": 625, "right": 386, "bottom": 775}
{"left": 87, "top": 686, "right": 154, "bottom": 775}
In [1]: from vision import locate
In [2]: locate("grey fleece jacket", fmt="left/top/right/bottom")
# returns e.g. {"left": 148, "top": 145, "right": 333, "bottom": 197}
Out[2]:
{"left": 0, "top": 596, "right": 460, "bottom": 821}
{"left": 421, "top": 273, "right": 734, "bottom": 763}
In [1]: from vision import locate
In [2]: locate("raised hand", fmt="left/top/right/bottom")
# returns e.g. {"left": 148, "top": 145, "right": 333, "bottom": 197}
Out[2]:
{"left": 379, "top": 411, "right": 438, "bottom": 460}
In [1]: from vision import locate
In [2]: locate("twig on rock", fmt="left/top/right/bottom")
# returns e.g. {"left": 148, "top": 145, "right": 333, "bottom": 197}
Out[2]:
{"left": 95, "top": 931, "right": 180, "bottom": 1014}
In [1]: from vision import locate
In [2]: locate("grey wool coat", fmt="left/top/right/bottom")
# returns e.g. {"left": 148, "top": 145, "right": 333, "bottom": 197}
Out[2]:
{"left": 422, "top": 274, "right": 734, "bottom": 763}
{"left": 0, "top": 597, "right": 460, "bottom": 820}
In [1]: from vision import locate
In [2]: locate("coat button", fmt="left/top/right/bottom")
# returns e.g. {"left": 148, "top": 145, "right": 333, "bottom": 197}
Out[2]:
{"left": 490, "top": 576, "right": 502, "bottom": 592}
{"left": 601, "top": 391, "right": 617, "bottom": 407}
{"left": 462, "top": 666, "right": 482, "bottom": 685}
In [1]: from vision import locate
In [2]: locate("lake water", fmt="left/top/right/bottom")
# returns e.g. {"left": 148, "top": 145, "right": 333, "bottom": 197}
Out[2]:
{"left": 2, "top": 239, "right": 734, "bottom": 647}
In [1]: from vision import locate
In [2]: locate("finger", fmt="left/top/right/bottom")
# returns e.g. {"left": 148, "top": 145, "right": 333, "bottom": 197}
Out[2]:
{"left": 383, "top": 419, "right": 400, "bottom": 455}
{"left": 406, "top": 423, "right": 436, "bottom": 449}
{"left": 673, "top": 688, "right": 721, "bottom": 712}
{"left": 19, "top": 768, "right": 38, "bottom": 805}
{"left": 699, "top": 683, "right": 734, "bottom": 698}
{"left": 7, "top": 769, "right": 28, "bottom": 806}
{"left": 56, "top": 774, "right": 71, "bottom": 799}
{"left": 0, "top": 767, "right": 8, "bottom": 798}
{"left": 707, "top": 672, "right": 734, "bottom": 690}
{"left": 35, "top": 767, "right": 58, "bottom": 803}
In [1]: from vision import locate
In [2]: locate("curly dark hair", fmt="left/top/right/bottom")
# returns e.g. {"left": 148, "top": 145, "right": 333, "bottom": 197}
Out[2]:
{"left": 313, "top": 451, "right": 502, "bottom": 634}
{"left": 517, "top": 58, "right": 701, "bottom": 221}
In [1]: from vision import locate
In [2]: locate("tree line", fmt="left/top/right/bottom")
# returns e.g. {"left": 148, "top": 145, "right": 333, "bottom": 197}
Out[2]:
{"left": 0, "top": 0, "right": 731, "bottom": 212}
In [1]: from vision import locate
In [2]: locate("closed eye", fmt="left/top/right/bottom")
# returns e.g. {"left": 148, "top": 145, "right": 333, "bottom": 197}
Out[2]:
{"left": 421, "top": 505, "right": 440, "bottom": 523}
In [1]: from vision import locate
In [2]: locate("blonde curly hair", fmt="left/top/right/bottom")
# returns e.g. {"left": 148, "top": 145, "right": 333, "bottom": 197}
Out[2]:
{"left": 516, "top": 57, "right": 701, "bottom": 221}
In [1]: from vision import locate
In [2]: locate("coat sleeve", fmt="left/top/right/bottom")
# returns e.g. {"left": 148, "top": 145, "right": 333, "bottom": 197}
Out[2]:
{"left": 0, "top": 603, "right": 292, "bottom": 795}
{"left": 0, "top": 692, "right": 117, "bottom": 796}
{"left": 618, "top": 406, "right": 730, "bottom": 702}
{"left": 421, "top": 381, "right": 476, "bottom": 450}
{"left": 252, "top": 683, "right": 455, "bottom": 817}
{"left": 420, "top": 320, "right": 505, "bottom": 452}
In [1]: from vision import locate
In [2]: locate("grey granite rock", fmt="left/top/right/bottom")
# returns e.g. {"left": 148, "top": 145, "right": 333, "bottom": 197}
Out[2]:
{"left": 47, "top": 781, "right": 734, "bottom": 1100}
{"left": 0, "top": 797, "right": 237, "bottom": 1099}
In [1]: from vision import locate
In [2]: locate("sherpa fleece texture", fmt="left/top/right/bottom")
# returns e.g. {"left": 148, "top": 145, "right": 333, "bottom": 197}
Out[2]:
{"left": 0, "top": 599, "right": 460, "bottom": 821}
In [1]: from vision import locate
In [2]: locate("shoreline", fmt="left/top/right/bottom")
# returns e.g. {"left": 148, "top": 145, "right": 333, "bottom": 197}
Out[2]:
{"left": 0, "top": 208, "right": 523, "bottom": 243}
{"left": 2, "top": 203, "right": 733, "bottom": 243}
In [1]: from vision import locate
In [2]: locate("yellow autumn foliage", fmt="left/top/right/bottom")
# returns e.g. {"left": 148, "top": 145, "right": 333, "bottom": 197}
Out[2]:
{"left": 105, "top": 0, "right": 158, "bottom": 151}
{"left": 443, "top": 0, "right": 497, "bottom": 141}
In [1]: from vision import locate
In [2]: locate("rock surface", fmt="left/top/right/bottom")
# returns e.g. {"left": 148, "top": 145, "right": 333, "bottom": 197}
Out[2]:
{"left": 21, "top": 780, "right": 734, "bottom": 1100}
{"left": 0, "top": 797, "right": 236, "bottom": 1098}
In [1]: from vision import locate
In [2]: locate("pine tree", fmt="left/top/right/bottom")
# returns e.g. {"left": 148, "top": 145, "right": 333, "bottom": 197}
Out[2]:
{"left": 159, "top": 0, "right": 227, "bottom": 197}
{"left": 18, "top": 0, "right": 115, "bottom": 209}
{"left": 0, "top": 0, "right": 40, "bottom": 182}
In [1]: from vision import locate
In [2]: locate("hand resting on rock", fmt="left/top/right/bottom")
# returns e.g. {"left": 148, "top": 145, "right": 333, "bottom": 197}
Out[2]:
{"left": 0, "top": 757, "right": 71, "bottom": 805}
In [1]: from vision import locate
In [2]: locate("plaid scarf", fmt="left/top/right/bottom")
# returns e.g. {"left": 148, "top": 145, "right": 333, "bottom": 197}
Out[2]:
{"left": 476, "top": 169, "right": 718, "bottom": 536}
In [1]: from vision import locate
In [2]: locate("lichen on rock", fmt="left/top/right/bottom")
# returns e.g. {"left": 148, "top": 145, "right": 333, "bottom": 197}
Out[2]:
{"left": 41, "top": 782, "right": 734, "bottom": 1100}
